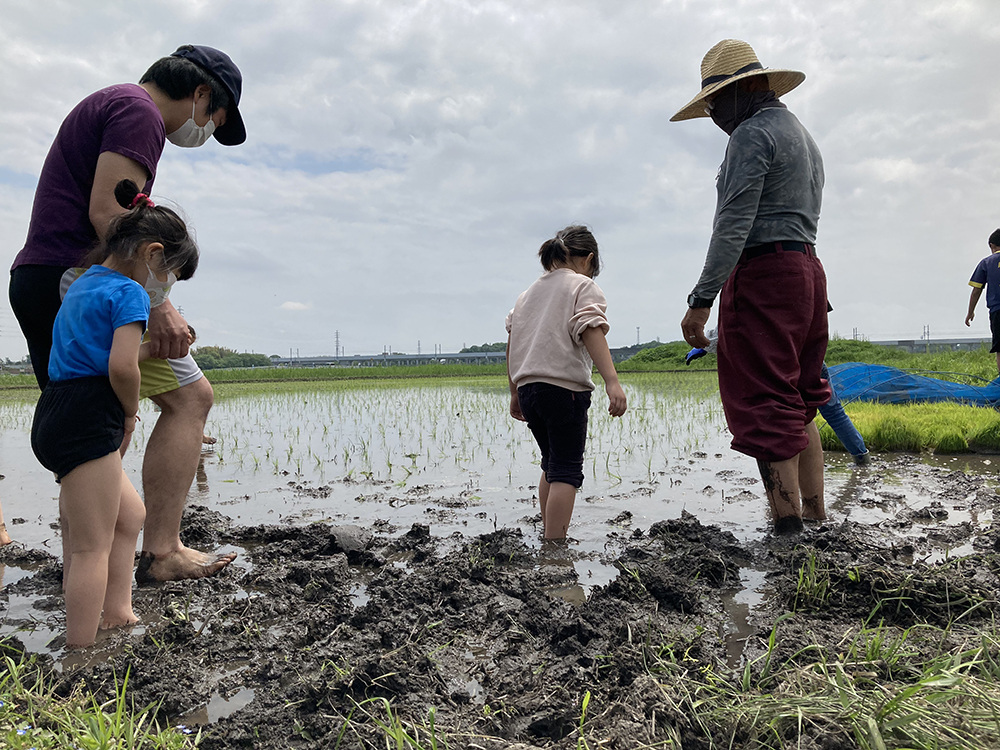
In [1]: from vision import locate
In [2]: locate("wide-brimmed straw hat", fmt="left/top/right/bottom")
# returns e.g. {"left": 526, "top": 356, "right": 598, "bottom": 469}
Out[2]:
{"left": 670, "top": 39, "right": 805, "bottom": 122}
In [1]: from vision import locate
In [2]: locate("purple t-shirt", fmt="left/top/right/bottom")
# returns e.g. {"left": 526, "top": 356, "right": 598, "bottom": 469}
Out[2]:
{"left": 12, "top": 84, "right": 165, "bottom": 270}
{"left": 970, "top": 252, "right": 1000, "bottom": 314}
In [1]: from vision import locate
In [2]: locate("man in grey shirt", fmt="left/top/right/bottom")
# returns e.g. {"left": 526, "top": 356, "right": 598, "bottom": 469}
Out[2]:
{"left": 676, "top": 40, "right": 830, "bottom": 534}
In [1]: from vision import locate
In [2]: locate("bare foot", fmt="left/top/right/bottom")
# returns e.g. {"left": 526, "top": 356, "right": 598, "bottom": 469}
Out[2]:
{"left": 135, "top": 547, "right": 237, "bottom": 584}
{"left": 202, "top": 434, "right": 217, "bottom": 445}
{"left": 801, "top": 494, "right": 826, "bottom": 521}
{"left": 100, "top": 612, "right": 139, "bottom": 630}
{"left": 0, "top": 523, "right": 11, "bottom": 546}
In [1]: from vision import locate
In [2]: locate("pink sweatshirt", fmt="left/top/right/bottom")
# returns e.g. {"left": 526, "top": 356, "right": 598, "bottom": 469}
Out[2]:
{"left": 505, "top": 268, "right": 610, "bottom": 392}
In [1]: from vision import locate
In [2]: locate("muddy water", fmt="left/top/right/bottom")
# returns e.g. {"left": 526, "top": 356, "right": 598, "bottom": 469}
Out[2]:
{"left": 0, "top": 374, "right": 997, "bottom": 656}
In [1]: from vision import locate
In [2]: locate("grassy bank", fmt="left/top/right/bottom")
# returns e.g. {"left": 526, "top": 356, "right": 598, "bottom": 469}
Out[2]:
{"left": 0, "top": 651, "right": 196, "bottom": 749}
{"left": 620, "top": 338, "right": 999, "bottom": 381}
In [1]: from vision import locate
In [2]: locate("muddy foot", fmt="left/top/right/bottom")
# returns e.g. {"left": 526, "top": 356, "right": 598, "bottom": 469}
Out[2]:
{"left": 100, "top": 613, "right": 139, "bottom": 630}
{"left": 135, "top": 547, "right": 236, "bottom": 585}
{"left": 202, "top": 434, "right": 217, "bottom": 445}
{"left": 773, "top": 515, "right": 805, "bottom": 535}
{"left": 0, "top": 523, "right": 11, "bottom": 546}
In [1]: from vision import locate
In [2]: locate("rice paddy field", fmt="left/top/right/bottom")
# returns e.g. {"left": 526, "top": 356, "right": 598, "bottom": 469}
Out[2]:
{"left": 1, "top": 370, "right": 999, "bottom": 749}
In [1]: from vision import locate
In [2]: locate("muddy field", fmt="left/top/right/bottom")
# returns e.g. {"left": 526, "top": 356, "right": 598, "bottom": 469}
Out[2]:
{"left": 1, "top": 378, "right": 999, "bottom": 747}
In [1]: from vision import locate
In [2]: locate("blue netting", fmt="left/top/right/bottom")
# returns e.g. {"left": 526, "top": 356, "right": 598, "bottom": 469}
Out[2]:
{"left": 829, "top": 363, "right": 1000, "bottom": 408}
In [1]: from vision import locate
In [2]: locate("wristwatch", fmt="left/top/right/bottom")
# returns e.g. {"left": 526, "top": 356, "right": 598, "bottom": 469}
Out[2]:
{"left": 687, "top": 293, "right": 713, "bottom": 309}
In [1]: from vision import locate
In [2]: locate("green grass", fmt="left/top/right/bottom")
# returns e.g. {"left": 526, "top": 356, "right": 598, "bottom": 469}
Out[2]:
{"left": 203, "top": 363, "right": 506, "bottom": 384}
{"left": 0, "top": 650, "right": 197, "bottom": 749}
{"left": 819, "top": 401, "right": 1000, "bottom": 453}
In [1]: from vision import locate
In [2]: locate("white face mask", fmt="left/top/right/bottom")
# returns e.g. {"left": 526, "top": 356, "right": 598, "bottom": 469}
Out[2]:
{"left": 145, "top": 263, "right": 178, "bottom": 308}
{"left": 166, "top": 101, "right": 216, "bottom": 148}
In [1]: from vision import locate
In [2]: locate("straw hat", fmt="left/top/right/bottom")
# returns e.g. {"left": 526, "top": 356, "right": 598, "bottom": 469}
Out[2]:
{"left": 671, "top": 39, "right": 805, "bottom": 122}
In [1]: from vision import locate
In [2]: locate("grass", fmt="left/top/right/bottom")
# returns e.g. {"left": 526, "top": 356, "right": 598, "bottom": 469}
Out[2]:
{"left": 819, "top": 401, "right": 1000, "bottom": 453}
{"left": 0, "top": 649, "right": 197, "bottom": 749}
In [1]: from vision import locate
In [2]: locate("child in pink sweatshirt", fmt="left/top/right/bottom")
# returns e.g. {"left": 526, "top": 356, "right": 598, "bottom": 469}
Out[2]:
{"left": 506, "top": 226, "right": 627, "bottom": 539}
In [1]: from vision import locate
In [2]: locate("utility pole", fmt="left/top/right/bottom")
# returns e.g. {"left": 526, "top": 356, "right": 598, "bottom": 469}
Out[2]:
{"left": 335, "top": 330, "right": 340, "bottom": 358}
{"left": 636, "top": 327, "right": 640, "bottom": 346}
{"left": 417, "top": 340, "right": 421, "bottom": 355}
{"left": 924, "top": 325, "right": 931, "bottom": 353}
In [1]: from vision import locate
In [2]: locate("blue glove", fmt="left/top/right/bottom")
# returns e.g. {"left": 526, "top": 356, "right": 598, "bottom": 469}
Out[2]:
{"left": 685, "top": 347, "right": 707, "bottom": 365}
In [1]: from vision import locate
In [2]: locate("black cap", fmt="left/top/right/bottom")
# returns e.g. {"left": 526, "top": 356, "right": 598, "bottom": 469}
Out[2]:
{"left": 170, "top": 45, "right": 246, "bottom": 146}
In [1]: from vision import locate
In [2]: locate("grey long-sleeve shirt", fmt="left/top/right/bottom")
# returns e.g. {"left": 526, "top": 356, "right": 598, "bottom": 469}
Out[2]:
{"left": 691, "top": 107, "right": 824, "bottom": 302}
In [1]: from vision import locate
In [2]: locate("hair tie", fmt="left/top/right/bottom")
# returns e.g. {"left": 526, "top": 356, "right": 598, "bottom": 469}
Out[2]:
{"left": 129, "top": 193, "right": 154, "bottom": 209}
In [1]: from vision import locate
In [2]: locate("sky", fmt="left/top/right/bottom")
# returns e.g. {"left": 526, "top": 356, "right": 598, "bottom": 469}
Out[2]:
{"left": 1, "top": 0, "right": 998, "bottom": 360}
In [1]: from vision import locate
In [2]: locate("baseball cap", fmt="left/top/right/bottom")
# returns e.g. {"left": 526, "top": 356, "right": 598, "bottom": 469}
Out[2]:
{"left": 170, "top": 45, "right": 246, "bottom": 145}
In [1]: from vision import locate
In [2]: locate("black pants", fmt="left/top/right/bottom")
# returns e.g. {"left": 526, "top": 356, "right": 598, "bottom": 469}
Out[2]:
{"left": 9, "top": 264, "right": 70, "bottom": 390}
{"left": 518, "top": 382, "right": 591, "bottom": 488}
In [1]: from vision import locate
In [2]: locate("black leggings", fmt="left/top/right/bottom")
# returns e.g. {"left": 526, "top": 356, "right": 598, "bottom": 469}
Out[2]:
{"left": 9, "top": 264, "right": 70, "bottom": 390}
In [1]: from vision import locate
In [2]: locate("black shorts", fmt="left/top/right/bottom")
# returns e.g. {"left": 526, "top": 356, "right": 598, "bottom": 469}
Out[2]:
{"left": 9, "top": 264, "right": 72, "bottom": 390}
{"left": 517, "top": 382, "right": 592, "bottom": 488}
{"left": 991, "top": 309, "right": 1000, "bottom": 354}
{"left": 32, "top": 377, "right": 125, "bottom": 480}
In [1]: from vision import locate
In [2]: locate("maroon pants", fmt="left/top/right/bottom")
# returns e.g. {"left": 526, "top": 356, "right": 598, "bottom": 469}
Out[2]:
{"left": 717, "top": 248, "right": 830, "bottom": 463}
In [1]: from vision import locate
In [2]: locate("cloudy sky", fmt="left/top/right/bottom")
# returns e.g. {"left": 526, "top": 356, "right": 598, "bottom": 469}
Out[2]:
{"left": 1, "top": 0, "right": 998, "bottom": 360}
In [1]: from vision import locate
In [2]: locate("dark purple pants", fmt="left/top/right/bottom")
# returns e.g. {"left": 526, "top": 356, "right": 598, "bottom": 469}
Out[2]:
{"left": 717, "top": 247, "right": 830, "bottom": 463}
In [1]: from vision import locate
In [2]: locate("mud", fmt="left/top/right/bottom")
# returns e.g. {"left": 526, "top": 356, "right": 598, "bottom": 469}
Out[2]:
{"left": 0, "top": 452, "right": 997, "bottom": 749}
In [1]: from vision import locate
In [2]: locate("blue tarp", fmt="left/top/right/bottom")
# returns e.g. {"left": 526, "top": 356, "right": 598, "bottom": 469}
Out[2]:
{"left": 829, "top": 362, "right": 1000, "bottom": 408}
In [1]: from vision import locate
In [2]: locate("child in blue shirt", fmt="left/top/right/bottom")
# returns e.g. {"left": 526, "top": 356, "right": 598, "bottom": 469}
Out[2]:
{"left": 31, "top": 179, "right": 198, "bottom": 648}
{"left": 966, "top": 228, "right": 1000, "bottom": 377}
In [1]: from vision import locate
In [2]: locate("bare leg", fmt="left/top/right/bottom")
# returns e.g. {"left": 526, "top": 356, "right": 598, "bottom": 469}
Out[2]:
{"left": 543, "top": 482, "right": 577, "bottom": 539}
{"left": 60, "top": 452, "right": 121, "bottom": 648}
{"left": 138, "top": 377, "right": 235, "bottom": 583}
{"left": 538, "top": 472, "right": 550, "bottom": 522}
{"left": 101, "top": 471, "right": 144, "bottom": 629}
{"left": 0, "top": 501, "right": 11, "bottom": 546}
{"left": 60, "top": 492, "right": 71, "bottom": 589}
{"left": 799, "top": 421, "right": 826, "bottom": 520}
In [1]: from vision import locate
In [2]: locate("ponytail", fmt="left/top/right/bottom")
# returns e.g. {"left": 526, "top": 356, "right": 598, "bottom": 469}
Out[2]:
{"left": 538, "top": 237, "right": 568, "bottom": 271}
{"left": 85, "top": 180, "right": 199, "bottom": 279}
{"left": 538, "top": 225, "right": 601, "bottom": 278}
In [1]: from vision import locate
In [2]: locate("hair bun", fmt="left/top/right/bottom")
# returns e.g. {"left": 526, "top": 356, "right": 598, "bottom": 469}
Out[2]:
{"left": 113, "top": 179, "right": 142, "bottom": 209}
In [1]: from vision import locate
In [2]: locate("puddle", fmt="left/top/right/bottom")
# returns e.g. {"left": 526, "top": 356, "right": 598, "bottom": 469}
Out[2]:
{"left": 721, "top": 567, "right": 769, "bottom": 668}
{"left": 175, "top": 686, "right": 256, "bottom": 726}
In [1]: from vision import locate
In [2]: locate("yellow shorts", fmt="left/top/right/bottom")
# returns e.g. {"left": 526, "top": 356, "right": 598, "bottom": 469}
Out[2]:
{"left": 139, "top": 336, "right": 204, "bottom": 400}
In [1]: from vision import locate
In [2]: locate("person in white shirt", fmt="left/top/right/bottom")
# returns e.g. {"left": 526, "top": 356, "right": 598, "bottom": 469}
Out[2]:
{"left": 506, "top": 226, "right": 627, "bottom": 539}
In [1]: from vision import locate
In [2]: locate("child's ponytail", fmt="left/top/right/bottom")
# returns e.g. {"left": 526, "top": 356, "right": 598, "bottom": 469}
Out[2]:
{"left": 113, "top": 179, "right": 154, "bottom": 211}
{"left": 538, "top": 225, "right": 601, "bottom": 278}
{"left": 86, "top": 180, "right": 199, "bottom": 280}
{"left": 538, "top": 237, "right": 568, "bottom": 271}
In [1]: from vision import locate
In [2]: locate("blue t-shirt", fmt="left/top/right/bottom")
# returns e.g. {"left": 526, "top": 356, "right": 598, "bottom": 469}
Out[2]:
{"left": 49, "top": 265, "right": 150, "bottom": 382}
{"left": 969, "top": 252, "right": 1000, "bottom": 314}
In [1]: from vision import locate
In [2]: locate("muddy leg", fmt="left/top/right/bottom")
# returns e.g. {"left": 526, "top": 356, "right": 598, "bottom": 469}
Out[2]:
{"left": 757, "top": 457, "right": 803, "bottom": 534}
{"left": 543, "top": 482, "right": 576, "bottom": 540}
{"left": 101, "top": 470, "right": 144, "bottom": 630}
{"left": 799, "top": 422, "right": 825, "bottom": 521}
